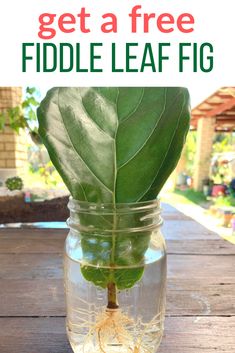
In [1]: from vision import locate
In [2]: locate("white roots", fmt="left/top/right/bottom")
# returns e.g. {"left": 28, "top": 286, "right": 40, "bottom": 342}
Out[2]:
{"left": 80, "top": 308, "right": 162, "bottom": 353}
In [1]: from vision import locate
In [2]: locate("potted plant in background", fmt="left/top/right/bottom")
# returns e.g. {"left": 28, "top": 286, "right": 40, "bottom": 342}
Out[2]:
{"left": 202, "top": 177, "right": 213, "bottom": 197}
{"left": 37, "top": 87, "right": 190, "bottom": 353}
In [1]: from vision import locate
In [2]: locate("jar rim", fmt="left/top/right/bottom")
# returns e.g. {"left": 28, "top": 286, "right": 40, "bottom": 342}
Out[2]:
{"left": 68, "top": 196, "right": 161, "bottom": 212}
{"left": 67, "top": 197, "right": 162, "bottom": 233}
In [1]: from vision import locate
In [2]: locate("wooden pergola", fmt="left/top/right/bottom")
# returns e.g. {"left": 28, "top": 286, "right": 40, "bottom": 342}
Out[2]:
{"left": 191, "top": 87, "right": 235, "bottom": 190}
{"left": 191, "top": 87, "right": 235, "bottom": 132}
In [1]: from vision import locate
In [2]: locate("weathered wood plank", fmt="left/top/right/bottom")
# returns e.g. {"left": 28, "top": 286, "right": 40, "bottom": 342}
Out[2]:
{"left": 0, "top": 317, "right": 234, "bottom": 353}
{"left": 167, "top": 239, "right": 235, "bottom": 255}
{"left": 1, "top": 278, "right": 234, "bottom": 317}
{"left": 168, "top": 254, "right": 235, "bottom": 280}
{"left": 159, "top": 316, "right": 235, "bottom": 353}
{"left": 167, "top": 279, "right": 235, "bottom": 316}
{"left": 0, "top": 225, "right": 231, "bottom": 255}
{"left": 0, "top": 254, "right": 234, "bottom": 317}
{"left": 163, "top": 220, "right": 219, "bottom": 240}
{"left": 0, "top": 279, "right": 65, "bottom": 316}
{"left": 0, "top": 203, "right": 234, "bottom": 352}
{"left": 0, "top": 228, "right": 66, "bottom": 254}
{"left": 1, "top": 254, "right": 234, "bottom": 280}
{"left": 0, "top": 254, "right": 63, "bottom": 279}
{"left": 0, "top": 317, "right": 72, "bottom": 353}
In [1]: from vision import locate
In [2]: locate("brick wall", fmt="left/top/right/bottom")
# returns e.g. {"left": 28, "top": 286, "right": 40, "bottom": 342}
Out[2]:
{"left": 0, "top": 87, "right": 27, "bottom": 182}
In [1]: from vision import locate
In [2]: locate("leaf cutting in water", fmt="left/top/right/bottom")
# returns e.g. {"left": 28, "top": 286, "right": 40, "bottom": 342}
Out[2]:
{"left": 37, "top": 87, "right": 191, "bottom": 291}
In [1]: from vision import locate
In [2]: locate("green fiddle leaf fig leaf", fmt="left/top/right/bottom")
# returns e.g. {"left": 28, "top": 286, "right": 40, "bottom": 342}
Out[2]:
{"left": 81, "top": 265, "right": 144, "bottom": 290}
{"left": 78, "top": 226, "right": 150, "bottom": 289}
{"left": 113, "top": 268, "right": 144, "bottom": 290}
{"left": 37, "top": 87, "right": 190, "bottom": 289}
{"left": 81, "top": 265, "right": 110, "bottom": 289}
{"left": 37, "top": 87, "right": 190, "bottom": 203}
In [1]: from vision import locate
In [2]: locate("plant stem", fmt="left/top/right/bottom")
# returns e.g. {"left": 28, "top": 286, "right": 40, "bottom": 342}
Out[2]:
{"left": 107, "top": 282, "right": 119, "bottom": 309}
{"left": 107, "top": 193, "right": 119, "bottom": 309}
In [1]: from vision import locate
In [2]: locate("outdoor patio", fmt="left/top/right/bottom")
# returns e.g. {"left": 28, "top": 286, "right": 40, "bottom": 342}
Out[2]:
{"left": 0, "top": 87, "right": 235, "bottom": 352}
{"left": 0, "top": 203, "right": 234, "bottom": 353}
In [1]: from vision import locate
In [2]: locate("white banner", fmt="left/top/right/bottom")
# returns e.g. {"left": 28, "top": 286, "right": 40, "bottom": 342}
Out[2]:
{"left": 0, "top": 0, "right": 234, "bottom": 87}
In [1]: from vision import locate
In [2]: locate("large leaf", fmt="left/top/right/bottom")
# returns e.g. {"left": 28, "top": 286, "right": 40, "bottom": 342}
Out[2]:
{"left": 37, "top": 87, "right": 190, "bottom": 203}
{"left": 37, "top": 87, "right": 190, "bottom": 289}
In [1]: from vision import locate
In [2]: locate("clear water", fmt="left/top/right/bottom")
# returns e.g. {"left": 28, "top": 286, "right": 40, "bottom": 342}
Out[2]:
{"left": 64, "top": 250, "right": 166, "bottom": 353}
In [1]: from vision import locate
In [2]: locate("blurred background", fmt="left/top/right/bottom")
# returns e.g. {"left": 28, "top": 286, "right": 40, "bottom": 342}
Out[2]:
{"left": 1, "top": 86, "right": 235, "bottom": 242}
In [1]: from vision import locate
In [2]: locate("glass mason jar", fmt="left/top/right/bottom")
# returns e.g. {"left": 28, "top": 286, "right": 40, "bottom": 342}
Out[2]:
{"left": 64, "top": 198, "right": 167, "bottom": 353}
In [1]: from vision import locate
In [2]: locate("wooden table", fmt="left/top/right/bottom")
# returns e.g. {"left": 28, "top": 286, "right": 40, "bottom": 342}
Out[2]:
{"left": 0, "top": 204, "right": 235, "bottom": 353}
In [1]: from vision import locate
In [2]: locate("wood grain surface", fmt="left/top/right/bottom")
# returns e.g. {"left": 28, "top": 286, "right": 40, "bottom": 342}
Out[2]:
{"left": 0, "top": 203, "right": 234, "bottom": 352}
